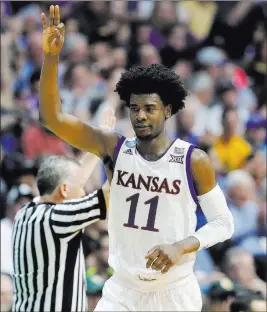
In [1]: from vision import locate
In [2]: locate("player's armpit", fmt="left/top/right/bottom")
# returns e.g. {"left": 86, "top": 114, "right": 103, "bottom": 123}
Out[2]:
{"left": 190, "top": 148, "right": 216, "bottom": 196}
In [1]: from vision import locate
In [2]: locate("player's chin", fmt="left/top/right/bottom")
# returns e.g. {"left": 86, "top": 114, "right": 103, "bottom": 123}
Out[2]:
{"left": 135, "top": 131, "right": 154, "bottom": 141}
{"left": 135, "top": 128, "right": 153, "bottom": 140}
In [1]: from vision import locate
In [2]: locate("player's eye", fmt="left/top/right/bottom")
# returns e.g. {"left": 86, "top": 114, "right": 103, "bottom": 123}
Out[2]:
{"left": 146, "top": 107, "right": 155, "bottom": 113}
{"left": 130, "top": 107, "right": 139, "bottom": 112}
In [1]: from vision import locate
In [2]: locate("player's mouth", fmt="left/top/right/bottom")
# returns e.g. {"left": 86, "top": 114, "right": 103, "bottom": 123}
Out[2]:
{"left": 135, "top": 124, "right": 150, "bottom": 130}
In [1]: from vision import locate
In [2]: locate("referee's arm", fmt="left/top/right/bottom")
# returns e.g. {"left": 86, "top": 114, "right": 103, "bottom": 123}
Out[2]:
{"left": 50, "top": 189, "right": 106, "bottom": 235}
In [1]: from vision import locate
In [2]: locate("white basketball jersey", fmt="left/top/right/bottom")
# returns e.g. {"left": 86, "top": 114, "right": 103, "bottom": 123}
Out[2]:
{"left": 108, "top": 137, "right": 198, "bottom": 289}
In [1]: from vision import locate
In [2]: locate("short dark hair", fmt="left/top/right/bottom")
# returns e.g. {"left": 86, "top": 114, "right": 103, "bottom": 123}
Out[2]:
{"left": 36, "top": 155, "right": 80, "bottom": 196}
{"left": 114, "top": 64, "right": 188, "bottom": 115}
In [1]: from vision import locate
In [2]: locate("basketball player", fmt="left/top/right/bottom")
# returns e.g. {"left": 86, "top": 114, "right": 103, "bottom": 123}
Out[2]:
{"left": 39, "top": 6, "right": 234, "bottom": 311}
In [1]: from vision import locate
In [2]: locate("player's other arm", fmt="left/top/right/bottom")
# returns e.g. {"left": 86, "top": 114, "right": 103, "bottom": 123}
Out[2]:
{"left": 146, "top": 149, "right": 234, "bottom": 274}
{"left": 173, "top": 149, "right": 234, "bottom": 252}
{"left": 189, "top": 148, "right": 234, "bottom": 249}
{"left": 39, "top": 5, "right": 120, "bottom": 158}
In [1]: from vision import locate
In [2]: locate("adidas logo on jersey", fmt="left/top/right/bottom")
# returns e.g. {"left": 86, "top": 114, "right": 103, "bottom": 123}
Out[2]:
{"left": 169, "top": 154, "right": 184, "bottom": 164}
{"left": 123, "top": 149, "right": 133, "bottom": 155}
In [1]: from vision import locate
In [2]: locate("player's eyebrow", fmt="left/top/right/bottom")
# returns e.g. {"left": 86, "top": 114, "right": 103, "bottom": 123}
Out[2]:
{"left": 144, "top": 104, "right": 156, "bottom": 107}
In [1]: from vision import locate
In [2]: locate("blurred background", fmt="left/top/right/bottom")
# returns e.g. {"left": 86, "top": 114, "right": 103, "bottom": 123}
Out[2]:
{"left": 0, "top": 1, "right": 266, "bottom": 311}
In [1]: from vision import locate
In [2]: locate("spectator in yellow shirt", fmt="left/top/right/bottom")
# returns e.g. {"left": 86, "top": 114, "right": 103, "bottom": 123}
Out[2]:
{"left": 213, "top": 107, "right": 252, "bottom": 173}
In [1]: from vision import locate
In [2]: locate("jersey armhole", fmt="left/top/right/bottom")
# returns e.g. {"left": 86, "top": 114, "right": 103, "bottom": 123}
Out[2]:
{"left": 112, "top": 136, "right": 126, "bottom": 169}
{"left": 185, "top": 145, "right": 199, "bottom": 205}
{"left": 102, "top": 136, "right": 126, "bottom": 176}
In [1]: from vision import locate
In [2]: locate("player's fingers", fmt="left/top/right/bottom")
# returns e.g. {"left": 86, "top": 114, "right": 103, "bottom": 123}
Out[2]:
{"left": 145, "top": 249, "right": 160, "bottom": 269}
{"left": 57, "top": 23, "right": 65, "bottom": 35}
{"left": 55, "top": 5, "right": 60, "bottom": 25}
{"left": 145, "top": 246, "right": 158, "bottom": 259}
{"left": 49, "top": 5, "right": 55, "bottom": 26}
{"left": 154, "top": 258, "right": 170, "bottom": 271}
{"left": 41, "top": 13, "right": 48, "bottom": 29}
{"left": 161, "top": 262, "right": 173, "bottom": 274}
{"left": 151, "top": 253, "right": 166, "bottom": 270}
{"left": 54, "top": 28, "right": 62, "bottom": 46}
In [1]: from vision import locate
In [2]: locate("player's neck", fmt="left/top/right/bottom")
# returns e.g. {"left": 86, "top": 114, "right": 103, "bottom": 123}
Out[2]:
{"left": 136, "top": 131, "right": 172, "bottom": 161}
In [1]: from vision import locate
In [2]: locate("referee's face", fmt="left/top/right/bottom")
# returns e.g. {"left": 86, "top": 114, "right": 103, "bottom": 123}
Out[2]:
{"left": 59, "top": 165, "right": 86, "bottom": 200}
{"left": 63, "top": 181, "right": 86, "bottom": 200}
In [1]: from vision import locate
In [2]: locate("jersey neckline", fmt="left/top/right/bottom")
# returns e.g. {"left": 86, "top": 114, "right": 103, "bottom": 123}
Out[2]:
{"left": 134, "top": 138, "right": 179, "bottom": 165}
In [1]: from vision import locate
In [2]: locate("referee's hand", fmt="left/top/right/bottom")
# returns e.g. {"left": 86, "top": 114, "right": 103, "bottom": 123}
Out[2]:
{"left": 99, "top": 107, "right": 116, "bottom": 131}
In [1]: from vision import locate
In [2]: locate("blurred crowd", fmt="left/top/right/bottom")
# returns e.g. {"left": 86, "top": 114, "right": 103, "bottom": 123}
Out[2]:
{"left": 1, "top": 1, "right": 266, "bottom": 311}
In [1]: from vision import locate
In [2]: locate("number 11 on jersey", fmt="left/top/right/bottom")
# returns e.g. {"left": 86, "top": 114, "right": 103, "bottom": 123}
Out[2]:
{"left": 123, "top": 193, "right": 159, "bottom": 232}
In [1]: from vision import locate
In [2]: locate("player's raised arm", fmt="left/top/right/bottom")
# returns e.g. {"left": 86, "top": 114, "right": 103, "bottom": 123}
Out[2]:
{"left": 76, "top": 107, "right": 117, "bottom": 186}
{"left": 39, "top": 5, "right": 120, "bottom": 158}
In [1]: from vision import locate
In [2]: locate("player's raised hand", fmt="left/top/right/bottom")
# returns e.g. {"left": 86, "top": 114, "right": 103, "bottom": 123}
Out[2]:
{"left": 41, "top": 5, "right": 65, "bottom": 56}
{"left": 145, "top": 243, "right": 184, "bottom": 274}
{"left": 99, "top": 107, "right": 117, "bottom": 131}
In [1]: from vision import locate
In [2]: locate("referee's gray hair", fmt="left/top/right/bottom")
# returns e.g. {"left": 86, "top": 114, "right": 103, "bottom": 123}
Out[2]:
{"left": 36, "top": 155, "right": 80, "bottom": 196}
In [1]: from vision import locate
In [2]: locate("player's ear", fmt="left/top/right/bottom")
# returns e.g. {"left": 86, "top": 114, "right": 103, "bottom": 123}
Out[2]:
{"left": 165, "top": 105, "right": 172, "bottom": 119}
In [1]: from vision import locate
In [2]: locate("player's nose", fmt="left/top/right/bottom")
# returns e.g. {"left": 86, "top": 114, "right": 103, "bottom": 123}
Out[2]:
{"left": 136, "top": 109, "right": 147, "bottom": 121}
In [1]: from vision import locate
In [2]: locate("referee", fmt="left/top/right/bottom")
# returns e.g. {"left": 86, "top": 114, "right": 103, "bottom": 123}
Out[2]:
{"left": 12, "top": 154, "right": 109, "bottom": 312}
{"left": 11, "top": 107, "right": 116, "bottom": 312}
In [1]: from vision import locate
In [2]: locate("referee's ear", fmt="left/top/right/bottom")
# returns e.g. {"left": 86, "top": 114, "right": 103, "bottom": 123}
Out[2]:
{"left": 58, "top": 183, "right": 68, "bottom": 199}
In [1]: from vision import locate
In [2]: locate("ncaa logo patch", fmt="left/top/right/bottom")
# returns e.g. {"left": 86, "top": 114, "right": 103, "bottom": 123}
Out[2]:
{"left": 169, "top": 154, "right": 184, "bottom": 164}
{"left": 174, "top": 147, "right": 185, "bottom": 155}
{"left": 125, "top": 139, "right": 136, "bottom": 148}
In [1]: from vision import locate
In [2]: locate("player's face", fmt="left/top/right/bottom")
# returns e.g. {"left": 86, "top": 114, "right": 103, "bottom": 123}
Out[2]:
{"left": 129, "top": 93, "right": 169, "bottom": 140}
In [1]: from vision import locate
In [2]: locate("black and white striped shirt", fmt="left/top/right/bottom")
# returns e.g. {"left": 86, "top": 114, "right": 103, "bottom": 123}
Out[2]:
{"left": 11, "top": 189, "right": 106, "bottom": 312}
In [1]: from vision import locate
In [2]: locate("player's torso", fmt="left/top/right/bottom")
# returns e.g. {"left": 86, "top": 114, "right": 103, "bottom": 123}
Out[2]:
{"left": 108, "top": 137, "right": 198, "bottom": 284}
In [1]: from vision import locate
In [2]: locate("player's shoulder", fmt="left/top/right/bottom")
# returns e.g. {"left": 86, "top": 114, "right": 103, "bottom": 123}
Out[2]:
{"left": 190, "top": 148, "right": 213, "bottom": 175}
{"left": 100, "top": 131, "right": 122, "bottom": 157}
{"left": 190, "top": 148, "right": 216, "bottom": 194}
{"left": 191, "top": 148, "right": 215, "bottom": 180}
{"left": 191, "top": 148, "right": 210, "bottom": 165}
{"left": 173, "top": 137, "right": 193, "bottom": 150}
